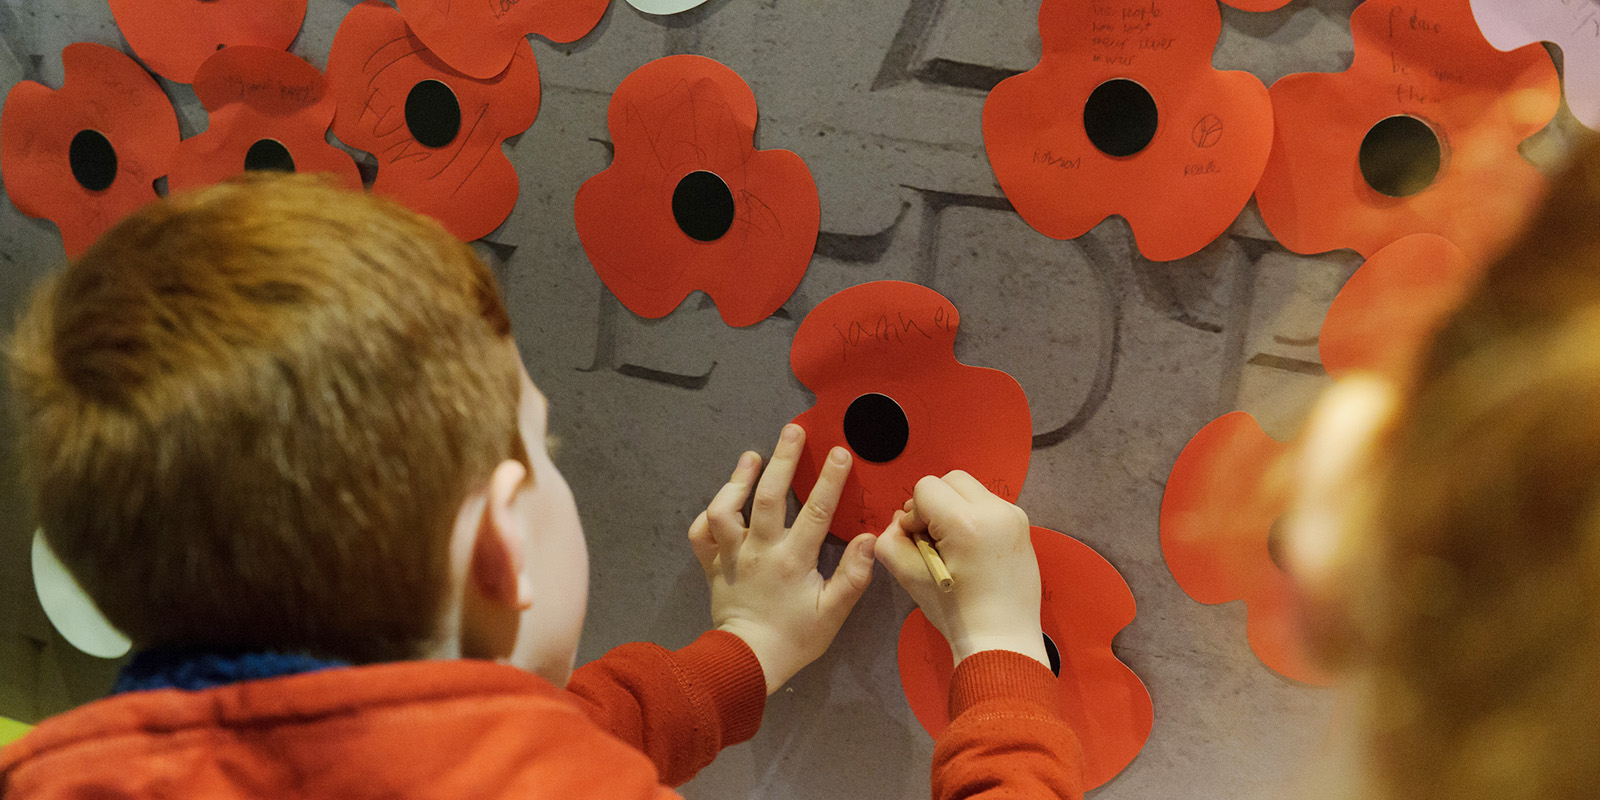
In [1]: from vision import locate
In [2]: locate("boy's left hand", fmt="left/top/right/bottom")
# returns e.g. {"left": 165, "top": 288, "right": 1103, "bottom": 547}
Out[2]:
{"left": 688, "top": 423, "right": 877, "bottom": 695}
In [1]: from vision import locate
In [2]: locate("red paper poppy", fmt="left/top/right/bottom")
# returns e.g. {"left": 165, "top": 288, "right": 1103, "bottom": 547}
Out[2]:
{"left": 108, "top": 0, "right": 307, "bottom": 83}
{"left": 1, "top": 43, "right": 179, "bottom": 257}
{"left": 575, "top": 55, "right": 819, "bottom": 328}
{"left": 982, "top": 0, "right": 1274, "bottom": 261}
{"left": 1160, "top": 412, "right": 1329, "bottom": 684}
{"left": 1255, "top": 0, "right": 1559, "bottom": 261}
{"left": 1321, "top": 233, "right": 1475, "bottom": 380}
{"left": 168, "top": 46, "right": 360, "bottom": 194}
{"left": 394, "top": 0, "right": 609, "bottom": 80}
{"left": 899, "top": 526, "right": 1153, "bottom": 790}
{"left": 788, "top": 281, "right": 1031, "bottom": 540}
{"left": 326, "top": 0, "right": 540, "bottom": 242}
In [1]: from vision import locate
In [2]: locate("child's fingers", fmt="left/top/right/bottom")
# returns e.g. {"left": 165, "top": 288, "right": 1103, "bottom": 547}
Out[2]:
{"left": 876, "top": 517, "right": 936, "bottom": 595}
{"left": 687, "top": 511, "right": 717, "bottom": 576}
{"left": 820, "top": 533, "right": 876, "bottom": 624}
{"left": 939, "top": 470, "right": 995, "bottom": 503}
{"left": 707, "top": 451, "right": 761, "bottom": 557}
{"left": 909, "top": 475, "right": 971, "bottom": 544}
{"left": 791, "top": 446, "right": 850, "bottom": 553}
{"left": 750, "top": 424, "right": 805, "bottom": 541}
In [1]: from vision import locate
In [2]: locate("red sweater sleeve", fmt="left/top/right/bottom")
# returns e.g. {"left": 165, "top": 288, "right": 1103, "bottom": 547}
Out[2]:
{"left": 932, "top": 650, "right": 1086, "bottom": 800}
{"left": 563, "top": 630, "right": 767, "bottom": 787}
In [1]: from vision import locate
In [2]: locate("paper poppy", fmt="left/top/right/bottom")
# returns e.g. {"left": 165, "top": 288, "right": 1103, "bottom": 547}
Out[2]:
{"left": 326, "top": 0, "right": 540, "bottom": 242}
{"left": 1160, "top": 412, "right": 1329, "bottom": 684}
{"left": 1255, "top": 0, "right": 1559, "bottom": 261}
{"left": 788, "top": 281, "right": 1031, "bottom": 540}
{"left": 1321, "top": 233, "right": 1475, "bottom": 380}
{"left": 0, "top": 43, "right": 179, "bottom": 257}
{"left": 575, "top": 55, "right": 819, "bottom": 328}
{"left": 168, "top": 47, "right": 359, "bottom": 193}
{"left": 1470, "top": 0, "right": 1600, "bottom": 131}
{"left": 898, "top": 526, "right": 1153, "bottom": 790}
{"left": 393, "top": 0, "right": 608, "bottom": 80}
{"left": 982, "top": 0, "right": 1274, "bottom": 261}
{"left": 108, "top": 0, "right": 307, "bottom": 83}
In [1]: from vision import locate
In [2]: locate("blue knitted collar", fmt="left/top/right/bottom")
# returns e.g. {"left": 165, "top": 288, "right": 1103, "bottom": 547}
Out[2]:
{"left": 113, "top": 647, "right": 348, "bottom": 694}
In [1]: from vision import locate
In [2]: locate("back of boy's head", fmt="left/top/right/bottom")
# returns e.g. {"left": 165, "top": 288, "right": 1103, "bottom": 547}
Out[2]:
{"left": 1317, "top": 141, "right": 1600, "bottom": 800}
{"left": 8, "top": 174, "right": 520, "bottom": 663}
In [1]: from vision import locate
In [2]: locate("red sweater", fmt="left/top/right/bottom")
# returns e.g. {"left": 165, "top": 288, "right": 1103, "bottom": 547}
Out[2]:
{"left": 0, "top": 633, "right": 1081, "bottom": 798}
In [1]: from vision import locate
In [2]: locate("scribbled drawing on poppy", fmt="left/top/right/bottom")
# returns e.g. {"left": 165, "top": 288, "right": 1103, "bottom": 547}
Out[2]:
{"left": 326, "top": 0, "right": 540, "bottom": 242}
{"left": 575, "top": 55, "right": 819, "bottom": 328}
{"left": 1320, "top": 233, "right": 1476, "bottom": 380}
{"left": 899, "top": 526, "right": 1153, "bottom": 790}
{"left": 0, "top": 43, "right": 179, "bottom": 257}
{"left": 393, "top": 0, "right": 609, "bottom": 80}
{"left": 1160, "top": 411, "right": 1330, "bottom": 685}
{"left": 787, "top": 281, "right": 1031, "bottom": 540}
{"left": 169, "top": 46, "right": 360, "bottom": 194}
{"left": 1255, "top": 0, "right": 1559, "bottom": 262}
{"left": 1470, "top": 0, "right": 1600, "bottom": 131}
{"left": 982, "top": 0, "right": 1274, "bottom": 261}
{"left": 107, "top": 0, "right": 307, "bottom": 83}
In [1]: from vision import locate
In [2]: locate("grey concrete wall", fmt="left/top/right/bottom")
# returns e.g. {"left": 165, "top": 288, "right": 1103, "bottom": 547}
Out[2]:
{"left": 0, "top": 0, "right": 1587, "bottom": 797}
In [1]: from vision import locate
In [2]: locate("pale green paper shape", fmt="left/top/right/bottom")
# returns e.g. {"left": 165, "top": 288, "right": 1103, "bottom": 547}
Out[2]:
{"left": 626, "top": 0, "right": 710, "bottom": 15}
{"left": 31, "top": 530, "right": 131, "bottom": 659}
{"left": 0, "top": 716, "right": 31, "bottom": 746}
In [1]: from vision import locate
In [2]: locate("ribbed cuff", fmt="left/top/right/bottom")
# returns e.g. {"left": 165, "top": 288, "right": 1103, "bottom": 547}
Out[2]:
{"left": 673, "top": 630, "right": 767, "bottom": 746}
{"left": 948, "top": 649, "right": 1060, "bottom": 721}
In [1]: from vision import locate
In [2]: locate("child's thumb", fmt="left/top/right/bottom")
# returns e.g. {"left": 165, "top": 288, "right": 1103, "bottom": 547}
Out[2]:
{"left": 823, "top": 534, "right": 876, "bottom": 617}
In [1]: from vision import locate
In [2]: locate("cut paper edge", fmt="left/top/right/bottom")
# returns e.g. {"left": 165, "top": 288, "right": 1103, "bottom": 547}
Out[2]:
{"left": 31, "top": 529, "right": 132, "bottom": 660}
{"left": 897, "top": 527, "right": 1153, "bottom": 789}
{"left": 1321, "top": 233, "right": 1476, "bottom": 380}
{"left": 1469, "top": 0, "right": 1600, "bottom": 129}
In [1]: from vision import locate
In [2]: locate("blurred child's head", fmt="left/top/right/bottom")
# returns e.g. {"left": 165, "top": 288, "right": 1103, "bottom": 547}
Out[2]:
{"left": 1288, "top": 143, "right": 1600, "bottom": 800}
{"left": 9, "top": 174, "right": 587, "bottom": 682}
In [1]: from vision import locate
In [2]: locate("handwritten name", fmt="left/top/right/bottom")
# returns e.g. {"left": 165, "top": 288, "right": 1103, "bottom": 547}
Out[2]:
{"left": 1034, "top": 149, "right": 1082, "bottom": 169}
{"left": 1183, "top": 161, "right": 1222, "bottom": 177}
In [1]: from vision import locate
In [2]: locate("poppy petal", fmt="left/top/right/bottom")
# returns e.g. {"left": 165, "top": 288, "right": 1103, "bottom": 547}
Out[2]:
{"left": 788, "top": 281, "right": 1032, "bottom": 539}
{"left": 1321, "top": 233, "right": 1476, "bottom": 380}
{"left": 898, "top": 527, "right": 1153, "bottom": 790}
{"left": 1255, "top": 0, "right": 1559, "bottom": 260}
{"left": 983, "top": 0, "right": 1274, "bottom": 261}
{"left": 1160, "top": 411, "right": 1331, "bottom": 685}
{"left": 170, "top": 46, "right": 360, "bottom": 193}
{"left": 393, "top": 0, "right": 609, "bottom": 80}
{"left": 326, "top": 1, "right": 540, "bottom": 242}
{"left": 1, "top": 43, "right": 179, "bottom": 256}
{"left": 108, "top": 0, "right": 306, "bottom": 83}
{"left": 575, "top": 55, "right": 818, "bottom": 328}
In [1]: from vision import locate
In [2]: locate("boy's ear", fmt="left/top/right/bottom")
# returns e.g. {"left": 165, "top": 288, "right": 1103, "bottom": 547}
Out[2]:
{"left": 470, "top": 459, "right": 536, "bottom": 611}
{"left": 1287, "top": 375, "right": 1400, "bottom": 586}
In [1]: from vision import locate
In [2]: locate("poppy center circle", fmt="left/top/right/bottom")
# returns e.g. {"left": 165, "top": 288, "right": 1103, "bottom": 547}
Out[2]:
{"left": 842, "top": 393, "right": 909, "bottom": 464}
{"left": 68, "top": 129, "right": 117, "bottom": 192}
{"left": 405, "top": 80, "right": 462, "bottom": 149}
{"left": 243, "top": 139, "right": 296, "bottom": 173}
{"left": 1359, "top": 115, "right": 1442, "bottom": 198}
{"left": 1042, "top": 632, "right": 1063, "bottom": 677}
{"left": 672, "top": 170, "right": 736, "bottom": 242}
{"left": 1083, "top": 79, "right": 1159, "bottom": 158}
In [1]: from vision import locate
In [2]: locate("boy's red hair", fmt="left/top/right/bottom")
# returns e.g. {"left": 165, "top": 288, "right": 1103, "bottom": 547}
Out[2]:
{"left": 9, "top": 174, "right": 519, "bottom": 663}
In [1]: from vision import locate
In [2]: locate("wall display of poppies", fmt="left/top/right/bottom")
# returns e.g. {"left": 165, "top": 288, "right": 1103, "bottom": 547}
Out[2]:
{"left": 787, "top": 281, "right": 1032, "bottom": 540}
{"left": 1470, "top": 0, "right": 1600, "bottom": 131}
{"left": 393, "top": 0, "right": 609, "bottom": 80}
{"left": 982, "top": 0, "right": 1274, "bottom": 261}
{"left": 326, "top": 0, "right": 541, "bottom": 243}
{"left": 1255, "top": 0, "right": 1560, "bottom": 262}
{"left": 1161, "top": 232, "right": 1479, "bottom": 685}
{"left": 169, "top": 47, "right": 360, "bottom": 194}
{"left": 107, "top": 0, "right": 306, "bottom": 84}
{"left": 898, "top": 526, "right": 1153, "bottom": 790}
{"left": 0, "top": 43, "right": 179, "bottom": 257}
{"left": 575, "top": 55, "right": 820, "bottom": 328}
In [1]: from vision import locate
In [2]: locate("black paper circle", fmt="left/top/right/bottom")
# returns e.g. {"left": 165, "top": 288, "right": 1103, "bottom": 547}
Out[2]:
{"left": 672, "top": 170, "right": 736, "bottom": 242}
{"left": 843, "top": 393, "right": 910, "bottom": 464}
{"left": 405, "top": 79, "right": 462, "bottom": 149}
{"left": 1084, "top": 79, "right": 1159, "bottom": 159}
{"left": 68, "top": 129, "right": 117, "bottom": 192}
{"left": 1359, "top": 115, "right": 1442, "bottom": 198}
{"left": 1042, "top": 632, "right": 1063, "bottom": 677}
{"left": 243, "top": 138, "right": 296, "bottom": 173}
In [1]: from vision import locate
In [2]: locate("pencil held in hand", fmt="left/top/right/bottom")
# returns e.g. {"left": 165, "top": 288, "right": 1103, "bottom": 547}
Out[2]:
{"left": 914, "top": 534, "right": 955, "bottom": 592}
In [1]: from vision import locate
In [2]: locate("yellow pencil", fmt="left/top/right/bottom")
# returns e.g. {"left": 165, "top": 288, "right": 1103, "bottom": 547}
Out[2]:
{"left": 914, "top": 534, "right": 955, "bottom": 592}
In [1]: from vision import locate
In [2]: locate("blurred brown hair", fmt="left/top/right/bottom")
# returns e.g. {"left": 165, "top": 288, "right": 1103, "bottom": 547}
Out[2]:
{"left": 8, "top": 173, "right": 519, "bottom": 663}
{"left": 1324, "top": 139, "right": 1600, "bottom": 800}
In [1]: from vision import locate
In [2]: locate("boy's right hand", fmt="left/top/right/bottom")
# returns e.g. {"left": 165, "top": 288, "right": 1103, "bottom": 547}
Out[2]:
{"left": 875, "top": 472, "right": 1051, "bottom": 670}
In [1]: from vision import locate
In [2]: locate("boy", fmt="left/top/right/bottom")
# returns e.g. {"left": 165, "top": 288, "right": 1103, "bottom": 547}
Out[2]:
{"left": 0, "top": 174, "right": 1080, "bottom": 798}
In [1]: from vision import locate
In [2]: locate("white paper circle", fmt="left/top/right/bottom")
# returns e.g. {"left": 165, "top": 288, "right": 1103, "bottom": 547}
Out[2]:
{"left": 626, "top": 0, "right": 711, "bottom": 15}
{"left": 31, "top": 530, "right": 131, "bottom": 659}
